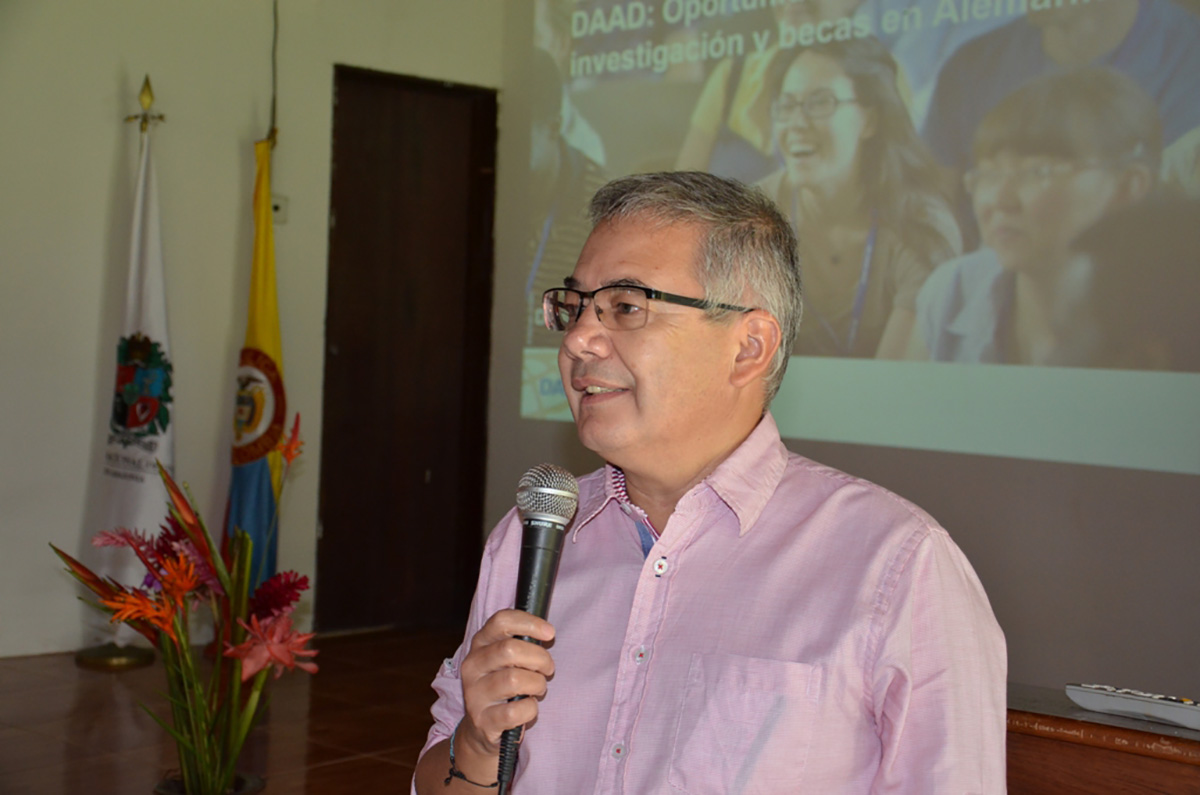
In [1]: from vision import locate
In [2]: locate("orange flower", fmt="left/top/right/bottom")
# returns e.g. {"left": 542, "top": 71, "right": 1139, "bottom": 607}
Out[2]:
{"left": 52, "top": 544, "right": 159, "bottom": 645}
{"left": 101, "top": 591, "right": 177, "bottom": 643}
{"left": 160, "top": 555, "right": 198, "bottom": 606}
{"left": 276, "top": 414, "right": 303, "bottom": 465}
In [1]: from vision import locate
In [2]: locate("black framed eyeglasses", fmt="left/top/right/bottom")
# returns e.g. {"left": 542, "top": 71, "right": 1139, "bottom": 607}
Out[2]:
{"left": 542, "top": 284, "right": 752, "bottom": 332}
{"left": 770, "top": 89, "right": 858, "bottom": 122}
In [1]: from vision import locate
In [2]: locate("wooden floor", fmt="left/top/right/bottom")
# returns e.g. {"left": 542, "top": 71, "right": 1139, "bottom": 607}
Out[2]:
{"left": 0, "top": 628, "right": 464, "bottom": 794}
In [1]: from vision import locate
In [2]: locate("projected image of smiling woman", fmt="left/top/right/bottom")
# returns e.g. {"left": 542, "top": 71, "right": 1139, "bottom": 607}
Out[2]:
{"left": 911, "top": 68, "right": 1161, "bottom": 366}
{"left": 756, "top": 38, "right": 962, "bottom": 359}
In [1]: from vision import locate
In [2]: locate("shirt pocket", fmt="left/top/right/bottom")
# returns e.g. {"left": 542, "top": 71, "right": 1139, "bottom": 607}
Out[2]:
{"left": 668, "top": 652, "right": 822, "bottom": 795}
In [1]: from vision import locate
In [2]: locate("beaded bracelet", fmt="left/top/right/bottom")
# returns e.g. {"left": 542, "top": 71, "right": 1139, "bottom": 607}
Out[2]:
{"left": 444, "top": 720, "right": 499, "bottom": 789}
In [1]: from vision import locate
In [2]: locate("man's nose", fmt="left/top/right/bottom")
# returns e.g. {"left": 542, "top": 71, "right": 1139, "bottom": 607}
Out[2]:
{"left": 561, "top": 299, "right": 611, "bottom": 358}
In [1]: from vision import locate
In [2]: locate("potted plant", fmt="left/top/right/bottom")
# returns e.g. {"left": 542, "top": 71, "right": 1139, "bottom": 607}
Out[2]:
{"left": 52, "top": 419, "right": 315, "bottom": 795}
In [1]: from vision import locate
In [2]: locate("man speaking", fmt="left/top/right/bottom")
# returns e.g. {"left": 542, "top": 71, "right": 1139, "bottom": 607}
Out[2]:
{"left": 414, "top": 172, "right": 1007, "bottom": 793}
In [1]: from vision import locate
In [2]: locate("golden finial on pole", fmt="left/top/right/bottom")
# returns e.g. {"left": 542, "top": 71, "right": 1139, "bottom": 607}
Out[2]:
{"left": 125, "top": 75, "right": 166, "bottom": 132}
{"left": 138, "top": 75, "right": 155, "bottom": 111}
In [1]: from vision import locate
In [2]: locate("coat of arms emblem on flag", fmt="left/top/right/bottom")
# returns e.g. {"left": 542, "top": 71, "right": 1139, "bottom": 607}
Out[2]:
{"left": 110, "top": 332, "right": 173, "bottom": 448}
{"left": 233, "top": 346, "right": 285, "bottom": 466}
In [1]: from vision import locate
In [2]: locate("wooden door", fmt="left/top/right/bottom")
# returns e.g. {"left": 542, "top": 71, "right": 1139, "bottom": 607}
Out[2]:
{"left": 317, "top": 65, "right": 496, "bottom": 633}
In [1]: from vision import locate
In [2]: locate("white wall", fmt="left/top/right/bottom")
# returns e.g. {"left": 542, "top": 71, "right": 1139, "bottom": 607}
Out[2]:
{"left": 0, "top": 0, "right": 504, "bottom": 658}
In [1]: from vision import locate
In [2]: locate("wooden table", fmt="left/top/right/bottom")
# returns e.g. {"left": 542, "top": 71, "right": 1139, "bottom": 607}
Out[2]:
{"left": 1008, "top": 683, "right": 1200, "bottom": 793}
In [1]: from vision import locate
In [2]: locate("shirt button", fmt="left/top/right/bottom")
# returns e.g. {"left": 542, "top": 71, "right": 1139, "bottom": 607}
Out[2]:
{"left": 612, "top": 742, "right": 626, "bottom": 759}
{"left": 633, "top": 646, "right": 649, "bottom": 665}
{"left": 652, "top": 556, "right": 669, "bottom": 576}
{"left": 620, "top": 503, "right": 632, "bottom": 515}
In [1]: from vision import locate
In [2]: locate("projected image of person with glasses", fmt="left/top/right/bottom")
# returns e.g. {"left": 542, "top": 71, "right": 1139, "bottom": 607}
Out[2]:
{"left": 672, "top": 0, "right": 865, "bottom": 183}
{"left": 910, "top": 68, "right": 1161, "bottom": 366}
{"left": 756, "top": 38, "right": 962, "bottom": 360}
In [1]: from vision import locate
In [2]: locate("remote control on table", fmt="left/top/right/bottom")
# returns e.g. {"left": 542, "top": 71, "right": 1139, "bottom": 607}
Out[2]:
{"left": 1065, "top": 683, "right": 1200, "bottom": 731}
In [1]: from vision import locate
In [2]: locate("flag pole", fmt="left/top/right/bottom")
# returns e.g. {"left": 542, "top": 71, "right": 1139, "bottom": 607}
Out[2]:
{"left": 267, "top": 0, "right": 278, "bottom": 148}
{"left": 77, "top": 77, "right": 168, "bottom": 672}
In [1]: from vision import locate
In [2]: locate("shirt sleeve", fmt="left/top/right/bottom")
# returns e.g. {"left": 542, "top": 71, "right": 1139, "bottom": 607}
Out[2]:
{"left": 413, "top": 510, "right": 523, "bottom": 779}
{"left": 867, "top": 525, "right": 1008, "bottom": 794}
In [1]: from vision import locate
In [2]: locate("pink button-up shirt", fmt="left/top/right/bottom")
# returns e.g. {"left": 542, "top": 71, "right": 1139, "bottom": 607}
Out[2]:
{"left": 417, "top": 414, "right": 1007, "bottom": 793}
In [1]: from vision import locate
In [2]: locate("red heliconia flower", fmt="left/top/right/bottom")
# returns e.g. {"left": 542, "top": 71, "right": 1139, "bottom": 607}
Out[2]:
{"left": 51, "top": 544, "right": 159, "bottom": 645}
{"left": 52, "top": 544, "right": 121, "bottom": 602}
{"left": 249, "top": 571, "right": 310, "bottom": 621}
{"left": 157, "top": 462, "right": 213, "bottom": 563}
{"left": 158, "top": 461, "right": 198, "bottom": 527}
{"left": 223, "top": 614, "right": 318, "bottom": 681}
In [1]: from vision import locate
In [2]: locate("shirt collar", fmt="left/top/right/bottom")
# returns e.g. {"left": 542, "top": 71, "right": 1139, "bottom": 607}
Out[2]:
{"left": 570, "top": 412, "right": 789, "bottom": 541}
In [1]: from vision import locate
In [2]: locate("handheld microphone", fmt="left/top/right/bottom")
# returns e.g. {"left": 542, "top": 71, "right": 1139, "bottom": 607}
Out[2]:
{"left": 496, "top": 464, "right": 579, "bottom": 795}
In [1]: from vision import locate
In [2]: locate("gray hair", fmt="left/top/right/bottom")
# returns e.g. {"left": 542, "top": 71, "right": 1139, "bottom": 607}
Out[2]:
{"left": 588, "top": 171, "right": 802, "bottom": 405}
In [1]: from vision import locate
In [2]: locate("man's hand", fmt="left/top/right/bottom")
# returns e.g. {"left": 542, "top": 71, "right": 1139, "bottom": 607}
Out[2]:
{"left": 415, "top": 610, "right": 555, "bottom": 793}
{"left": 459, "top": 609, "right": 556, "bottom": 753}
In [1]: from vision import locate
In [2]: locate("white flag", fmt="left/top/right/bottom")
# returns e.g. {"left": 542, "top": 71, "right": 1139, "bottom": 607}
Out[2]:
{"left": 83, "top": 129, "right": 175, "bottom": 647}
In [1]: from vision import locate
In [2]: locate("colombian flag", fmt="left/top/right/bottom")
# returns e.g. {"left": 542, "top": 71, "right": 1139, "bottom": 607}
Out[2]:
{"left": 227, "top": 138, "right": 285, "bottom": 590}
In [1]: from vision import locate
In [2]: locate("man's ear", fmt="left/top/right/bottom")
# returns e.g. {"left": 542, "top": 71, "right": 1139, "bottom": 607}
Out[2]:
{"left": 731, "top": 311, "right": 781, "bottom": 388}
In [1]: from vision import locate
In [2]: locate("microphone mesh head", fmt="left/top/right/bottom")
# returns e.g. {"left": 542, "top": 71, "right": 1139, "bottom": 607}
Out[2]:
{"left": 516, "top": 464, "right": 579, "bottom": 524}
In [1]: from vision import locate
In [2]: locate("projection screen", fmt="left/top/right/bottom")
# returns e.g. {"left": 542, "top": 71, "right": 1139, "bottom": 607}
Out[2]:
{"left": 518, "top": 0, "right": 1200, "bottom": 477}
